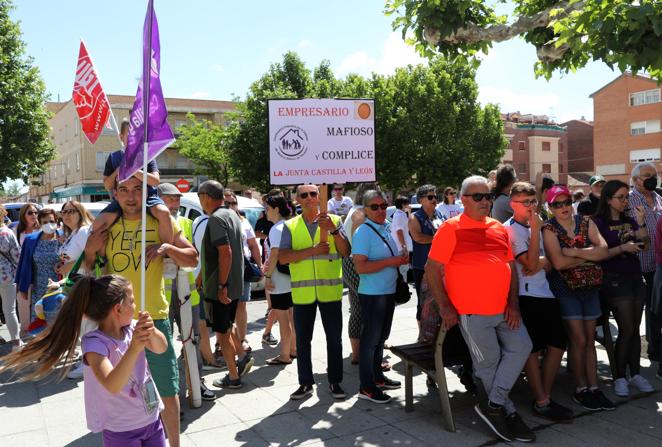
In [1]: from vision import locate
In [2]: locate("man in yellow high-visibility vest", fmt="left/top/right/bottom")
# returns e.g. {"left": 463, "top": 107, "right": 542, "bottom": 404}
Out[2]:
{"left": 279, "top": 183, "right": 351, "bottom": 401}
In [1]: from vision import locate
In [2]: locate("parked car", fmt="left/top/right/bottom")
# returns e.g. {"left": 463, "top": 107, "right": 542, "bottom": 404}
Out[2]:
{"left": 42, "top": 201, "right": 110, "bottom": 219}
{"left": 178, "top": 192, "right": 266, "bottom": 294}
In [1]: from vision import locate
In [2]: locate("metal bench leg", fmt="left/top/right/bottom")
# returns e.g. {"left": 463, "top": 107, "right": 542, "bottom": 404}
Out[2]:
{"left": 434, "top": 367, "right": 456, "bottom": 432}
{"left": 405, "top": 361, "right": 414, "bottom": 412}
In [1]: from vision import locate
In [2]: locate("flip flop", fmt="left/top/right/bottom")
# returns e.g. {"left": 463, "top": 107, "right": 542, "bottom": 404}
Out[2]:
{"left": 266, "top": 357, "right": 292, "bottom": 365}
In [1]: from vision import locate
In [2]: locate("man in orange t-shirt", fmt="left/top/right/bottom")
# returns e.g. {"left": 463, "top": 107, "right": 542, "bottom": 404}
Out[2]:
{"left": 425, "top": 175, "right": 533, "bottom": 443}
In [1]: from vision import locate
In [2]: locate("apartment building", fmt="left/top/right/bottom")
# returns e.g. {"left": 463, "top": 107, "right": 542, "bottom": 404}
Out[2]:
{"left": 30, "top": 95, "right": 235, "bottom": 203}
{"left": 501, "top": 112, "right": 568, "bottom": 185}
{"left": 591, "top": 73, "right": 662, "bottom": 183}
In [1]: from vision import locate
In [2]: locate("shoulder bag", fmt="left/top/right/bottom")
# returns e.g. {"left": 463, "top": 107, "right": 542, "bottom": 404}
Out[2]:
{"left": 364, "top": 223, "right": 411, "bottom": 305}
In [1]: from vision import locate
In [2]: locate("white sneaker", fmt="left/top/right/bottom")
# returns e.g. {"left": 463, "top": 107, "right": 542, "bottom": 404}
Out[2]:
{"left": 630, "top": 374, "right": 654, "bottom": 393}
{"left": 613, "top": 378, "right": 629, "bottom": 397}
{"left": 67, "top": 362, "right": 84, "bottom": 380}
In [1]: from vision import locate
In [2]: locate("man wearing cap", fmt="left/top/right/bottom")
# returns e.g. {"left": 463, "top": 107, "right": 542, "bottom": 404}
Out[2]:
{"left": 157, "top": 183, "right": 217, "bottom": 402}
{"left": 577, "top": 175, "right": 605, "bottom": 216}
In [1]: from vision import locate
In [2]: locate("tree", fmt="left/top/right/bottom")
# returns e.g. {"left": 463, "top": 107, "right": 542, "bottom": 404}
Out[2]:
{"left": 176, "top": 113, "right": 233, "bottom": 185}
{"left": 0, "top": 179, "right": 23, "bottom": 197}
{"left": 0, "top": 0, "right": 55, "bottom": 183}
{"left": 226, "top": 51, "right": 505, "bottom": 191}
{"left": 386, "top": 0, "right": 662, "bottom": 79}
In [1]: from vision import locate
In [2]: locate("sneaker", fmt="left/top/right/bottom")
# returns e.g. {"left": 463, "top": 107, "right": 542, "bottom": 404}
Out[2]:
{"left": 474, "top": 402, "right": 512, "bottom": 442}
{"left": 202, "top": 358, "right": 226, "bottom": 371}
{"left": 532, "top": 400, "right": 573, "bottom": 422}
{"left": 505, "top": 412, "right": 535, "bottom": 443}
{"left": 329, "top": 383, "right": 347, "bottom": 399}
{"left": 262, "top": 332, "right": 278, "bottom": 346}
{"left": 237, "top": 354, "right": 254, "bottom": 377}
{"left": 376, "top": 377, "right": 401, "bottom": 390}
{"left": 614, "top": 378, "right": 630, "bottom": 397}
{"left": 630, "top": 374, "right": 654, "bottom": 393}
{"left": 212, "top": 374, "right": 242, "bottom": 389}
{"left": 241, "top": 339, "right": 252, "bottom": 353}
{"left": 290, "top": 384, "right": 314, "bottom": 400}
{"left": 591, "top": 388, "right": 616, "bottom": 411}
{"left": 572, "top": 389, "right": 601, "bottom": 411}
{"left": 358, "top": 388, "right": 392, "bottom": 404}
{"left": 67, "top": 362, "right": 84, "bottom": 380}
{"left": 200, "top": 380, "right": 216, "bottom": 401}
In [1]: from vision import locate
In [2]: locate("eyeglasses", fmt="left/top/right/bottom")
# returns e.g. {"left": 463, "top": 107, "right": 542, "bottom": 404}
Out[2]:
{"left": 367, "top": 203, "right": 389, "bottom": 211}
{"left": 27, "top": 211, "right": 37, "bottom": 216}
{"left": 550, "top": 199, "right": 573, "bottom": 209}
{"left": 298, "top": 191, "right": 318, "bottom": 199}
{"left": 511, "top": 198, "right": 538, "bottom": 207}
{"left": 225, "top": 201, "right": 237, "bottom": 206}
{"left": 333, "top": 187, "right": 343, "bottom": 191}
{"left": 463, "top": 193, "right": 495, "bottom": 202}
{"left": 61, "top": 209, "right": 78, "bottom": 215}
{"left": 611, "top": 195, "right": 628, "bottom": 202}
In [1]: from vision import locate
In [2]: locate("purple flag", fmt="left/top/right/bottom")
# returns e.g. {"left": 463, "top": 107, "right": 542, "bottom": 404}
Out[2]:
{"left": 118, "top": 0, "right": 175, "bottom": 182}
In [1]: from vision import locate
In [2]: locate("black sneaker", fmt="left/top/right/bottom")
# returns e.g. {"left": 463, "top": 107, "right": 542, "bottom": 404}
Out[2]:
{"left": 572, "top": 389, "right": 601, "bottom": 411}
{"left": 358, "top": 388, "right": 392, "bottom": 404}
{"left": 262, "top": 332, "right": 279, "bottom": 346}
{"left": 474, "top": 402, "right": 513, "bottom": 442}
{"left": 376, "top": 377, "right": 401, "bottom": 390}
{"left": 200, "top": 380, "right": 216, "bottom": 401}
{"left": 237, "top": 354, "right": 254, "bottom": 377}
{"left": 290, "top": 384, "right": 314, "bottom": 400}
{"left": 591, "top": 389, "right": 615, "bottom": 411}
{"left": 532, "top": 400, "right": 573, "bottom": 422}
{"left": 505, "top": 412, "right": 535, "bottom": 442}
{"left": 213, "top": 374, "right": 242, "bottom": 389}
{"left": 329, "top": 383, "right": 347, "bottom": 399}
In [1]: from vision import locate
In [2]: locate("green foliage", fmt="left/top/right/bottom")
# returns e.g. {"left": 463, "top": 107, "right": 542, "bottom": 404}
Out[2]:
{"left": 0, "top": 0, "right": 55, "bottom": 183}
{"left": 386, "top": 0, "right": 662, "bottom": 80}
{"left": 225, "top": 51, "right": 506, "bottom": 191}
{"left": 176, "top": 113, "right": 233, "bottom": 185}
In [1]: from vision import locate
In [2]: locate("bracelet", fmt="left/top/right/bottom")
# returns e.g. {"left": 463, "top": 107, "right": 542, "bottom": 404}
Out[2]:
{"left": 330, "top": 228, "right": 340, "bottom": 235}
{"left": 217, "top": 283, "right": 228, "bottom": 289}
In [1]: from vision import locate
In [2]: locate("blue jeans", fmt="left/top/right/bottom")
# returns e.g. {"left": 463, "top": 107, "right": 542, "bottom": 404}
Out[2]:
{"left": 358, "top": 293, "right": 395, "bottom": 391}
{"left": 293, "top": 300, "right": 343, "bottom": 386}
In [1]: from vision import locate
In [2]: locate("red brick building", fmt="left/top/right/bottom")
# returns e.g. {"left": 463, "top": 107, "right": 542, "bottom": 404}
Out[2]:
{"left": 562, "top": 119, "right": 594, "bottom": 174}
{"left": 591, "top": 73, "right": 662, "bottom": 183}
{"left": 501, "top": 112, "right": 568, "bottom": 185}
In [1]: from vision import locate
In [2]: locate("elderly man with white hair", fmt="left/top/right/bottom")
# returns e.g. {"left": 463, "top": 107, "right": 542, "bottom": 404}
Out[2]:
{"left": 425, "top": 175, "right": 534, "bottom": 443}
{"left": 628, "top": 162, "right": 662, "bottom": 366}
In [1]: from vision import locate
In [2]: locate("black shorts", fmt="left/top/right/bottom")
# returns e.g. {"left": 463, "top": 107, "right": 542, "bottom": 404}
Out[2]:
{"left": 519, "top": 295, "right": 567, "bottom": 353}
{"left": 271, "top": 292, "right": 293, "bottom": 310}
{"left": 208, "top": 299, "right": 239, "bottom": 333}
{"left": 600, "top": 272, "right": 646, "bottom": 305}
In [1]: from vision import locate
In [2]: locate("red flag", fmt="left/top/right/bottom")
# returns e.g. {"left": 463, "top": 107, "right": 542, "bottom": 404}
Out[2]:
{"left": 72, "top": 40, "right": 112, "bottom": 144}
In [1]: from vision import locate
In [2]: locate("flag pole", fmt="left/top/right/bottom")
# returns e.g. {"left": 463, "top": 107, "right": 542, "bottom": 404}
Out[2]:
{"left": 140, "top": 0, "right": 154, "bottom": 312}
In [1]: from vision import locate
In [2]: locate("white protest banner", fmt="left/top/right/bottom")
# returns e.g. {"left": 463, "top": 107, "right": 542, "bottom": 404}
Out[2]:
{"left": 268, "top": 98, "right": 376, "bottom": 185}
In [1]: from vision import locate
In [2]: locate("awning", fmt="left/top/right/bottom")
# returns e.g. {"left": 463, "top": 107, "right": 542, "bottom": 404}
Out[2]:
{"left": 50, "top": 185, "right": 109, "bottom": 199}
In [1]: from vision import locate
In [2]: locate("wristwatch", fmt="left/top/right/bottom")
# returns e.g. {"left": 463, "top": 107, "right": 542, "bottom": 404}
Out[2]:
{"left": 330, "top": 228, "right": 340, "bottom": 235}
{"left": 218, "top": 283, "right": 228, "bottom": 290}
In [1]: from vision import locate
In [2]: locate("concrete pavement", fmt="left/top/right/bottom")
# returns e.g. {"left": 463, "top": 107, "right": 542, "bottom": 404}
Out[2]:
{"left": 1, "top": 292, "right": 662, "bottom": 446}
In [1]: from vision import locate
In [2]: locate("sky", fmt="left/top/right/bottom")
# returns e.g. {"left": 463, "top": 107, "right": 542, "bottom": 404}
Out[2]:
{"left": 10, "top": 1, "right": 620, "bottom": 125}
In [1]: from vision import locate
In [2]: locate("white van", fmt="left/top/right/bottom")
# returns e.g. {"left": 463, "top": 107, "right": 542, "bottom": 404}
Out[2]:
{"left": 43, "top": 201, "right": 110, "bottom": 219}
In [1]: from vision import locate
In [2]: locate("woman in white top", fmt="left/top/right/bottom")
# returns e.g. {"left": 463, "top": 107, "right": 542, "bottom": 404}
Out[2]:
{"left": 436, "top": 186, "right": 463, "bottom": 220}
{"left": 57, "top": 200, "right": 93, "bottom": 277}
{"left": 263, "top": 195, "right": 297, "bottom": 365}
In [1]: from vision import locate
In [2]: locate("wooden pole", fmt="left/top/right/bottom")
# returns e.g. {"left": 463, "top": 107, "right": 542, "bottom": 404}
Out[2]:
{"left": 319, "top": 183, "right": 328, "bottom": 243}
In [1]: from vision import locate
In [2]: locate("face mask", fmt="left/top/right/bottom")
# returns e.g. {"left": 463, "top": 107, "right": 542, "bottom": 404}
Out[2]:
{"left": 41, "top": 223, "right": 57, "bottom": 234}
{"left": 643, "top": 176, "right": 658, "bottom": 191}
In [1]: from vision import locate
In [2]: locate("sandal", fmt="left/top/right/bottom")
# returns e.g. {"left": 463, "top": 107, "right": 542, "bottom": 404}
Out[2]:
{"left": 266, "top": 356, "right": 292, "bottom": 365}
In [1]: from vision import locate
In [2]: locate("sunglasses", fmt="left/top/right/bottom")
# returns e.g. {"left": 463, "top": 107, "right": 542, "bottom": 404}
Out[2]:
{"left": 511, "top": 198, "right": 538, "bottom": 207}
{"left": 61, "top": 209, "right": 78, "bottom": 215}
{"left": 27, "top": 211, "right": 38, "bottom": 216}
{"left": 419, "top": 194, "right": 437, "bottom": 201}
{"left": 225, "top": 201, "right": 237, "bottom": 206}
{"left": 463, "top": 193, "right": 495, "bottom": 202}
{"left": 550, "top": 199, "right": 573, "bottom": 209}
{"left": 333, "top": 187, "right": 343, "bottom": 191}
{"left": 367, "top": 203, "right": 389, "bottom": 211}
{"left": 298, "top": 191, "right": 318, "bottom": 199}
{"left": 447, "top": 192, "right": 457, "bottom": 196}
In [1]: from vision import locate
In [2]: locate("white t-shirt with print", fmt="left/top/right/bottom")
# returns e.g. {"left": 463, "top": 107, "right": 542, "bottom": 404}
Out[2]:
{"left": 265, "top": 220, "right": 291, "bottom": 294}
{"left": 328, "top": 196, "right": 353, "bottom": 216}
{"left": 240, "top": 218, "right": 256, "bottom": 259}
{"left": 60, "top": 226, "right": 90, "bottom": 274}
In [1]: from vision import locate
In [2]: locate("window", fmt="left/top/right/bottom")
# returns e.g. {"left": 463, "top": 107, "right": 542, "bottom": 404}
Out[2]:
{"left": 518, "top": 141, "right": 526, "bottom": 151}
{"left": 156, "top": 152, "right": 170, "bottom": 169}
{"left": 96, "top": 151, "right": 112, "bottom": 172}
{"left": 559, "top": 163, "right": 565, "bottom": 173}
{"left": 630, "top": 120, "right": 660, "bottom": 135}
{"left": 629, "top": 148, "right": 661, "bottom": 163}
{"left": 188, "top": 208, "right": 202, "bottom": 220}
{"left": 542, "top": 141, "right": 551, "bottom": 151}
{"left": 630, "top": 88, "right": 661, "bottom": 106}
{"left": 542, "top": 163, "right": 551, "bottom": 173}
{"left": 559, "top": 142, "right": 564, "bottom": 153}
{"left": 519, "top": 163, "right": 527, "bottom": 173}
{"left": 175, "top": 154, "right": 190, "bottom": 169}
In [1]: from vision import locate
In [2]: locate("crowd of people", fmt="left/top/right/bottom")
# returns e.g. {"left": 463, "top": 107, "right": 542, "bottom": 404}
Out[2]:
{"left": 0, "top": 156, "right": 661, "bottom": 445}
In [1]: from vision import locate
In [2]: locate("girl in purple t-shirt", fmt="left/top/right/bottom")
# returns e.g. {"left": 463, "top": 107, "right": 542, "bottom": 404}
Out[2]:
{"left": 0, "top": 275, "right": 168, "bottom": 446}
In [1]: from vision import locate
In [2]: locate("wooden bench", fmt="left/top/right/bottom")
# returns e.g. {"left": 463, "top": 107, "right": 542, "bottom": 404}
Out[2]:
{"left": 389, "top": 325, "right": 472, "bottom": 432}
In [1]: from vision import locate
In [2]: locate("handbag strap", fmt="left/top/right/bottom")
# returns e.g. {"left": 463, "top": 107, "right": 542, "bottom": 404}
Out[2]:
{"left": 364, "top": 222, "right": 396, "bottom": 257}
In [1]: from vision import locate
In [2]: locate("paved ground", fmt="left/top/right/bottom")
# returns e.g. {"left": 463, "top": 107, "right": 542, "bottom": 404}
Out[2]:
{"left": 1, "top": 291, "right": 662, "bottom": 446}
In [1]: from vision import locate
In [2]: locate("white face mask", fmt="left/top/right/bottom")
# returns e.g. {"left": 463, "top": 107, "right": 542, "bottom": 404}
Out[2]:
{"left": 41, "top": 223, "right": 57, "bottom": 234}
